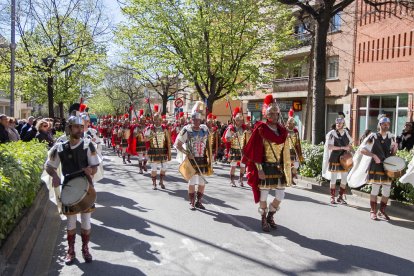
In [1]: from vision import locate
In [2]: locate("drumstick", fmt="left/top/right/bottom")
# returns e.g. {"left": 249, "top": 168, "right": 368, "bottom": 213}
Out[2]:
{"left": 383, "top": 162, "right": 397, "bottom": 166}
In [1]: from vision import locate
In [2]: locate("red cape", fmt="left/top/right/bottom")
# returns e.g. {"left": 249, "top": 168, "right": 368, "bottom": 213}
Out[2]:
{"left": 128, "top": 125, "right": 138, "bottom": 155}
{"left": 241, "top": 121, "right": 288, "bottom": 203}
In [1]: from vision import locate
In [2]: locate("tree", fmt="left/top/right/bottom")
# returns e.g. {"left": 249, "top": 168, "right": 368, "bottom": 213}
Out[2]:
{"left": 0, "top": 0, "right": 109, "bottom": 118}
{"left": 118, "top": 0, "right": 295, "bottom": 112}
{"left": 89, "top": 65, "right": 145, "bottom": 117}
{"left": 276, "top": 0, "right": 414, "bottom": 144}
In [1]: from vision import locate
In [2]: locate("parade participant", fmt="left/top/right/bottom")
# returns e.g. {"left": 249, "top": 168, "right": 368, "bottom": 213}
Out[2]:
{"left": 285, "top": 109, "right": 304, "bottom": 184}
{"left": 144, "top": 105, "right": 172, "bottom": 189}
{"left": 322, "top": 114, "right": 353, "bottom": 204}
{"left": 129, "top": 110, "right": 148, "bottom": 174}
{"left": 119, "top": 114, "right": 132, "bottom": 164}
{"left": 171, "top": 112, "right": 186, "bottom": 144}
{"left": 206, "top": 113, "right": 219, "bottom": 162}
{"left": 224, "top": 107, "right": 246, "bottom": 187}
{"left": 175, "top": 101, "right": 213, "bottom": 210}
{"left": 45, "top": 115, "right": 101, "bottom": 265}
{"left": 105, "top": 116, "right": 113, "bottom": 148}
{"left": 111, "top": 121, "right": 121, "bottom": 156}
{"left": 242, "top": 94, "right": 291, "bottom": 232}
{"left": 399, "top": 155, "right": 414, "bottom": 187}
{"left": 348, "top": 115, "right": 398, "bottom": 221}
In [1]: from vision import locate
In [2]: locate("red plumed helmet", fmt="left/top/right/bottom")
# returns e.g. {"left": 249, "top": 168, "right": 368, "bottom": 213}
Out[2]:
{"left": 207, "top": 113, "right": 213, "bottom": 119}
{"left": 139, "top": 109, "right": 144, "bottom": 116}
{"left": 213, "top": 115, "right": 217, "bottom": 120}
{"left": 179, "top": 111, "right": 184, "bottom": 118}
{"left": 161, "top": 114, "right": 166, "bottom": 119}
{"left": 233, "top": 107, "right": 241, "bottom": 118}
{"left": 154, "top": 104, "right": 159, "bottom": 113}
{"left": 80, "top": 104, "right": 87, "bottom": 113}
{"left": 263, "top": 94, "right": 274, "bottom": 105}
{"left": 124, "top": 113, "right": 129, "bottom": 118}
{"left": 246, "top": 116, "right": 251, "bottom": 122}
{"left": 288, "top": 108, "right": 294, "bottom": 118}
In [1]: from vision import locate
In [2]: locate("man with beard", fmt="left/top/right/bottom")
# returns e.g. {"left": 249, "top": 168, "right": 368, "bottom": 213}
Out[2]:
{"left": 348, "top": 115, "right": 398, "bottom": 221}
{"left": 242, "top": 95, "right": 291, "bottom": 232}
{"left": 45, "top": 115, "right": 101, "bottom": 265}
{"left": 322, "top": 115, "right": 353, "bottom": 204}
{"left": 175, "top": 101, "right": 213, "bottom": 210}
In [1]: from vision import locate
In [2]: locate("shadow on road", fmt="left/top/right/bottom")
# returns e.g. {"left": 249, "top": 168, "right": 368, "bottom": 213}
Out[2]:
{"left": 49, "top": 259, "right": 146, "bottom": 276}
{"left": 277, "top": 225, "right": 414, "bottom": 275}
{"left": 93, "top": 206, "right": 163, "bottom": 238}
{"left": 96, "top": 192, "right": 150, "bottom": 212}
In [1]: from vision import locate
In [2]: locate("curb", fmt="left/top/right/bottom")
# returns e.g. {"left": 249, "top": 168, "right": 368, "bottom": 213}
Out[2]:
{"left": 294, "top": 175, "right": 414, "bottom": 221}
{"left": 0, "top": 183, "right": 49, "bottom": 276}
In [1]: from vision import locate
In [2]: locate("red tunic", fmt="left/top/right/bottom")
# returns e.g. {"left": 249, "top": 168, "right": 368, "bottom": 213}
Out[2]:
{"left": 241, "top": 121, "right": 288, "bottom": 203}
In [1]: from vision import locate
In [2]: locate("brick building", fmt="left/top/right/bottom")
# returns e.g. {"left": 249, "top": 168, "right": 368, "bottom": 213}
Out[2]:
{"left": 352, "top": 0, "right": 414, "bottom": 141}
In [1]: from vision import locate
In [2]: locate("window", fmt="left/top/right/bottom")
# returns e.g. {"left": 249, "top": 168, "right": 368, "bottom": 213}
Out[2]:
{"left": 327, "top": 56, "right": 339, "bottom": 79}
{"left": 329, "top": 13, "right": 341, "bottom": 33}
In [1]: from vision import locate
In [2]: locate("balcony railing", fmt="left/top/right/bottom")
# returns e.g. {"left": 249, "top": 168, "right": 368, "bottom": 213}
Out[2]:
{"left": 273, "top": 76, "right": 309, "bottom": 92}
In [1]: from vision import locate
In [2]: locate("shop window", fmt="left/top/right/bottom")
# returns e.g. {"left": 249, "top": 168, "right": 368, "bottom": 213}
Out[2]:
{"left": 359, "top": 96, "right": 367, "bottom": 108}
{"left": 399, "top": 94, "right": 408, "bottom": 107}
{"left": 327, "top": 56, "right": 339, "bottom": 79}
{"left": 358, "top": 110, "right": 367, "bottom": 141}
{"left": 396, "top": 110, "right": 408, "bottom": 135}
{"left": 382, "top": 96, "right": 397, "bottom": 108}
{"left": 369, "top": 96, "right": 380, "bottom": 108}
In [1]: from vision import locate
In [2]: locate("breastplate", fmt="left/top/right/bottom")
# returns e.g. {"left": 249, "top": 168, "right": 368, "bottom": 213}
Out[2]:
{"left": 231, "top": 129, "right": 245, "bottom": 149}
{"left": 263, "top": 141, "right": 284, "bottom": 163}
{"left": 150, "top": 129, "right": 166, "bottom": 148}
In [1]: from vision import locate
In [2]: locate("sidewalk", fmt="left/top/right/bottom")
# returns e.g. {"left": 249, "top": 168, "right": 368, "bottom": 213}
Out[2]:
{"left": 294, "top": 175, "right": 414, "bottom": 221}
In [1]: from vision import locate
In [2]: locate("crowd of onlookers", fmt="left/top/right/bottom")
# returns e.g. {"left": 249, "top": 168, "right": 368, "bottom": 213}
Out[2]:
{"left": 0, "top": 114, "right": 66, "bottom": 148}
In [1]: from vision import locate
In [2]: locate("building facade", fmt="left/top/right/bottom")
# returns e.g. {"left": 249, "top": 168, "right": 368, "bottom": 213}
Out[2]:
{"left": 352, "top": 0, "right": 414, "bottom": 141}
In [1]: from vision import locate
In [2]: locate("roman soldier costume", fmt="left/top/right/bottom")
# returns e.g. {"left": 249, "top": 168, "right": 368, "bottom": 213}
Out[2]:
{"left": 242, "top": 95, "right": 292, "bottom": 232}
{"left": 223, "top": 107, "right": 247, "bottom": 187}
{"left": 348, "top": 115, "right": 398, "bottom": 221}
{"left": 144, "top": 104, "right": 172, "bottom": 189}
{"left": 128, "top": 109, "right": 148, "bottom": 173}
{"left": 45, "top": 115, "right": 101, "bottom": 265}
{"left": 119, "top": 114, "right": 132, "bottom": 164}
{"left": 175, "top": 101, "right": 213, "bottom": 210}
{"left": 322, "top": 114, "right": 353, "bottom": 204}
{"left": 171, "top": 112, "right": 186, "bottom": 144}
{"left": 206, "top": 113, "right": 219, "bottom": 162}
{"left": 285, "top": 109, "right": 304, "bottom": 184}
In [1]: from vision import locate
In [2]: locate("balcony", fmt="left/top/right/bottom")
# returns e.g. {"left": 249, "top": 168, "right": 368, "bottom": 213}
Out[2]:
{"left": 273, "top": 76, "right": 309, "bottom": 93}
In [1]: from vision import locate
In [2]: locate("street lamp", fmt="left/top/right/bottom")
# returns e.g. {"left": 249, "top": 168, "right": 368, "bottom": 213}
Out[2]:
{"left": 10, "top": 0, "right": 16, "bottom": 117}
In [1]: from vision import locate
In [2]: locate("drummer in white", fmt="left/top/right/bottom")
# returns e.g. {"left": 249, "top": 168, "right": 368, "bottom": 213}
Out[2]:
{"left": 348, "top": 115, "right": 398, "bottom": 221}
{"left": 45, "top": 115, "right": 101, "bottom": 265}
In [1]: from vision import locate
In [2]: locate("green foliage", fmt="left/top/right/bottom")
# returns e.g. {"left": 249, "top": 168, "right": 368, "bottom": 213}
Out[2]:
{"left": 118, "top": 0, "right": 296, "bottom": 109}
{"left": 299, "top": 141, "right": 324, "bottom": 179}
{"left": 0, "top": 140, "right": 47, "bottom": 243}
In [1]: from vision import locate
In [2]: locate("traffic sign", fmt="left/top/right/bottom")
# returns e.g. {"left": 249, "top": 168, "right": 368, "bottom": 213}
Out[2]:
{"left": 175, "top": 98, "right": 184, "bottom": 108}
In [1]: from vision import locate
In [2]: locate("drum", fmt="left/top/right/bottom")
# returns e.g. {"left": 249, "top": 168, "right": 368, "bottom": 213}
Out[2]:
{"left": 61, "top": 176, "right": 96, "bottom": 214}
{"left": 384, "top": 156, "right": 406, "bottom": 178}
{"left": 340, "top": 151, "right": 353, "bottom": 171}
{"left": 179, "top": 157, "right": 196, "bottom": 181}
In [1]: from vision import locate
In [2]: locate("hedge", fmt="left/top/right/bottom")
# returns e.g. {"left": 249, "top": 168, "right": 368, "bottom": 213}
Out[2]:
{"left": 0, "top": 140, "right": 48, "bottom": 244}
{"left": 299, "top": 141, "right": 414, "bottom": 204}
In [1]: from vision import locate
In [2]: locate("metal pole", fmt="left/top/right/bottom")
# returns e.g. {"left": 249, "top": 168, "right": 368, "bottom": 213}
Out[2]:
{"left": 10, "top": 0, "right": 16, "bottom": 117}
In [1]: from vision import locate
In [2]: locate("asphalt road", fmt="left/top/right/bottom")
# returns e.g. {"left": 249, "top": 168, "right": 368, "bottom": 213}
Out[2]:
{"left": 24, "top": 148, "right": 414, "bottom": 276}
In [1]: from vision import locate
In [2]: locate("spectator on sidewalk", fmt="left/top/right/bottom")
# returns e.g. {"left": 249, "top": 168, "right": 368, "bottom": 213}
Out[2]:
{"left": 6, "top": 117, "right": 20, "bottom": 141}
{"left": 0, "top": 114, "right": 10, "bottom": 143}
{"left": 16, "top": 119, "right": 26, "bottom": 134}
{"left": 396, "top": 122, "right": 414, "bottom": 151}
{"left": 35, "top": 119, "right": 54, "bottom": 147}
{"left": 22, "top": 119, "right": 38, "bottom": 142}
{"left": 20, "top": 116, "right": 34, "bottom": 138}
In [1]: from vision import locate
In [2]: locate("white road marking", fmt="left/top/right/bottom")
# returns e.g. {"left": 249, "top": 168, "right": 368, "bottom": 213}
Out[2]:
{"left": 181, "top": 238, "right": 211, "bottom": 261}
